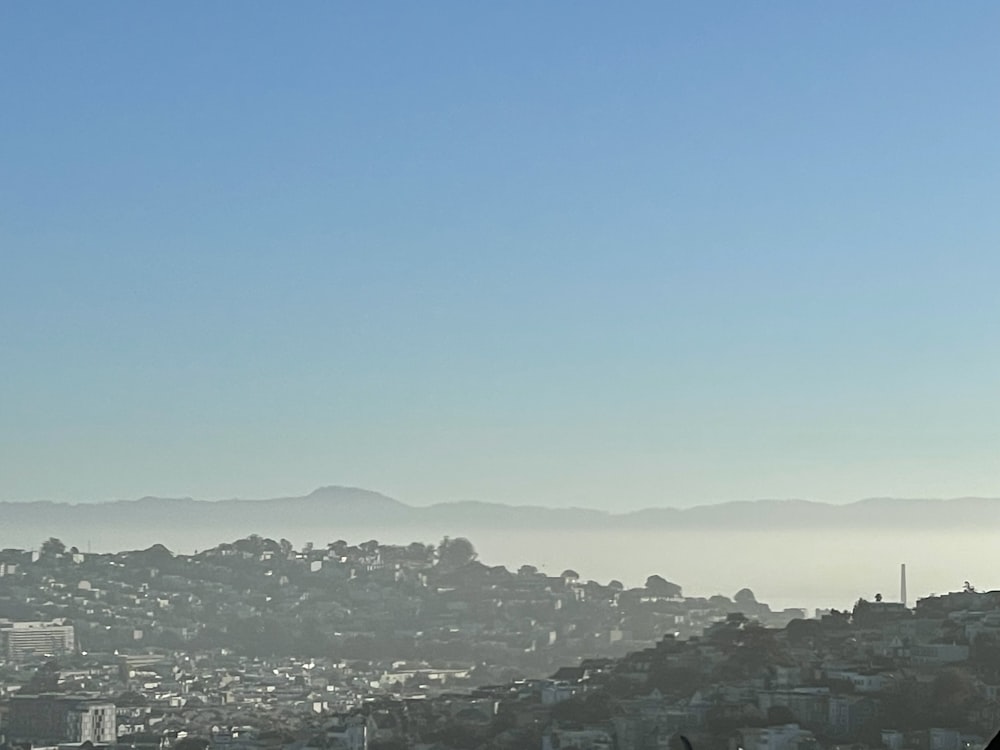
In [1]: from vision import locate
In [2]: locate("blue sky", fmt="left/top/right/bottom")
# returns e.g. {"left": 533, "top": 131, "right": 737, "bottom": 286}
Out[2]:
{"left": 2, "top": 3, "right": 999, "bottom": 508}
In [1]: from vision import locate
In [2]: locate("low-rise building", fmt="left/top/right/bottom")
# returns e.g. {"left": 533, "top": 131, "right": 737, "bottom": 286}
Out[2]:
{"left": 7, "top": 695, "right": 116, "bottom": 745}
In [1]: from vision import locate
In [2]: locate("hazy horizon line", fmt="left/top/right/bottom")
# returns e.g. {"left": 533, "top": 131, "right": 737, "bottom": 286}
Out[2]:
{"left": 3, "top": 484, "right": 999, "bottom": 513}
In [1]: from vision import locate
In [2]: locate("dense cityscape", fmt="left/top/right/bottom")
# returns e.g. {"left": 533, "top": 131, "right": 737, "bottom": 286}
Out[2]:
{"left": 1, "top": 536, "right": 998, "bottom": 750}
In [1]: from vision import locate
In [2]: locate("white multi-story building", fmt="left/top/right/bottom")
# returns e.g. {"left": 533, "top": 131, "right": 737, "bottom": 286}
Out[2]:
{"left": 0, "top": 619, "right": 76, "bottom": 660}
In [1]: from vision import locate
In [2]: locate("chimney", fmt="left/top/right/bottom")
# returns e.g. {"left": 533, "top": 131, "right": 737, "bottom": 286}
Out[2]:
{"left": 900, "top": 563, "right": 907, "bottom": 606}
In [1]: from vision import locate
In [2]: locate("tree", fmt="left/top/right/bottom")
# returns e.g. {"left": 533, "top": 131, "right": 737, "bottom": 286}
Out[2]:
{"left": 329, "top": 540, "right": 349, "bottom": 556}
{"left": 882, "top": 679, "right": 931, "bottom": 729}
{"left": 785, "top": 618, "right": 821, "bottom": 642}
{"left": 114, "top": 691, "right": 148, "bottom": 707}
{"left": 407, "top": 541, "right": 432, "bottom": 561}
{"left": 41, "top": 537, "right": 66, "bottom": 557}
{"left": 645, "top": 575, "right": 682, "bottom": 598}
{"left": 24, "top": 660, "right": 61, "bottom": 693}
{"left": 734, "top": 588, "right": 757, "bottom": 605}
{"left": 518, "top": 564, "right": 539, "bottom": 577}
{"left": 973, "top": 632, "right": 1000, "bottom": 677}
{"left": 551, "top": 690, "right": 616, "bottom": 723}
{"left": 706, "top": 704, "right": 763, "bottom": 734}
{"left": 437, "top": 537, "right": 477, "bottom": 569}
{"left": 767, "top": 705, "right": 798, "bottom": 725}
{"left": 929, "top": 669, "right": 975, "bottom": 726}
{"left": 648, "top": 663, "right": 704, "bottom": 696}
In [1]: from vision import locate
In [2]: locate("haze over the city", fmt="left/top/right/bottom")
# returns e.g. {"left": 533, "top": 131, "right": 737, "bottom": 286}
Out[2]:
{"left": 3, "top": 487, "right": 1000, "bottom": 613}
{"left": 3, "top": 4, "right": 1000, "bottom": 513}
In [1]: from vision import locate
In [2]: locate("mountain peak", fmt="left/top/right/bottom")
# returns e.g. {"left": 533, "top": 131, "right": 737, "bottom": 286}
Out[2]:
{"left": 305, "top": 486, "right": 404, "bottom": 506}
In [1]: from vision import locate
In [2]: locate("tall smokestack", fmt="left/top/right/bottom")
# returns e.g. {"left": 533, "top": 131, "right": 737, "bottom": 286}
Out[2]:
{"left": 900, "top": 563, "right": 907, "bottom": 606}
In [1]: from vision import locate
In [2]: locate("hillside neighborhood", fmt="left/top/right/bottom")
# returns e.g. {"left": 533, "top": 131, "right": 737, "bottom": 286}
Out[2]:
{"left": 0, "top": 537, "right": 998, "bottom": 750}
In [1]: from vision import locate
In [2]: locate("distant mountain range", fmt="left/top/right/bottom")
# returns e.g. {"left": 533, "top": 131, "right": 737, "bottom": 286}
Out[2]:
{"left": 2, "top": 485, "right": 998, "bottom": 534}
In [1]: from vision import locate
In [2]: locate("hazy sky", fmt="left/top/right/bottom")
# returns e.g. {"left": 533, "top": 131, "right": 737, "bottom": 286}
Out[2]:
{"left": 2, "top": 3, "right": 999, "bottom": 509}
